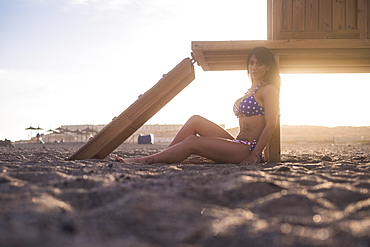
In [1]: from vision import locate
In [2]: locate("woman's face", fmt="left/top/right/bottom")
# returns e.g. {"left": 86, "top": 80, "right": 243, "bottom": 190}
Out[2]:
{"left": 248, "top": 55, "right": 269, "bottom": 82}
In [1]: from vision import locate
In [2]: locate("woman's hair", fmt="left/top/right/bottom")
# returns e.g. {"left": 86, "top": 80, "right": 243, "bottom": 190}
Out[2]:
{"left": 247, "top": 46, "right": 281, "bottom": 88}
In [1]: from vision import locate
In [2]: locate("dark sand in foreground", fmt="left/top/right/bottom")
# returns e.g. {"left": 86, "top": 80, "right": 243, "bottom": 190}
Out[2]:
{"left": 0, "top": 143, "right": 369, "bottom": 247}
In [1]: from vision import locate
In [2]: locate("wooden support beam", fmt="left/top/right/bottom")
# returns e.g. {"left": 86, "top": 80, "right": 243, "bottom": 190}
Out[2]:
{"left": 192, "top": 39, "right": 370, "bottom": 73}
{"left": 68, "top": 58, "right": 195, "bottom": 160}
{"left": 193, "top": 38, "right": 370, "bottom": 51}
{"left": 267, "top": 115, "right": 281, "bottom": 163}
{"left": 358, "top": 0, "right": 368, "bottom": 39}
{"left": 267, "top": 55, "right": 281, "bottom": 163}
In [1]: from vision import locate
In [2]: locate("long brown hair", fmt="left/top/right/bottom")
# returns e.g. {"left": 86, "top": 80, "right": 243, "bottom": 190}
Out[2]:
{"left": 247, "top": 47, "right": 281, "bottom": 89}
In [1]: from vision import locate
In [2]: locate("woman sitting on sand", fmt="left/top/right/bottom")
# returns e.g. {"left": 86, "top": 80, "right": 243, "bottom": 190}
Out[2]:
{"left": 116, "top": 46, "right": 280, "bottom": 165}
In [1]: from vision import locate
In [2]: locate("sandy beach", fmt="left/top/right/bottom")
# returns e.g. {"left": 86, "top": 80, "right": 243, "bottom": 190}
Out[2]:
{"left": 0, "top": 142, "right": 369, "bottom": 247}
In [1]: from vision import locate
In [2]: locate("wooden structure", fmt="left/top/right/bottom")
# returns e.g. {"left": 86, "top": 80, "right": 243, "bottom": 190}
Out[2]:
{"left": 70, "top": 0, "right": 369, "bottom": 163}
{"left": 192, "top": 0, "right": 370, "bottom": 163}
{"left": 269, "top": 0, "right": 369, "bottom": 40}
{"left": 193, "top": 0, "right": 369, "bottom": 73}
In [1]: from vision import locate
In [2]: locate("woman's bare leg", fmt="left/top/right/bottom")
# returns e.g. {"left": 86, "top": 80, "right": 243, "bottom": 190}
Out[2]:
{"left": 116, "top": 135, "right": 251, "bottom": 164}
{"left": 168, "top": 115, "right": 234, "bottom": 147}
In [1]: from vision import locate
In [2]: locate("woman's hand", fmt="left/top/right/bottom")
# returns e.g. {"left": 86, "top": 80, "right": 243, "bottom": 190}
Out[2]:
{"left": 240, "top": 153, "right": 260, "bottom": 165}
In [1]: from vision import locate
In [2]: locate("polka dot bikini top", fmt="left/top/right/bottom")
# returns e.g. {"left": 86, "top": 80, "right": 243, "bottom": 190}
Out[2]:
{"left": 233, "top": 82, "right": 265, "bottom": 117}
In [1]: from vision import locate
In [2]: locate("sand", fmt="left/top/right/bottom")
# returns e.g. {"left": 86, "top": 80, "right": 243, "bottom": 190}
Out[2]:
{"left": 0, "top": 142, "right": 369, "bottom": 247}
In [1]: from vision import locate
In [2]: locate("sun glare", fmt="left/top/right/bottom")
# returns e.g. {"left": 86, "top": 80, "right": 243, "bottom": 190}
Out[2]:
{"left": 280, "top": 73, "right": 369, "bottom": 127}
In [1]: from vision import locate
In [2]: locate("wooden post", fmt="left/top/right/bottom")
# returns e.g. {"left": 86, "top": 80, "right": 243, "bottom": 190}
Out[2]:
{"left": 267, "top": 115, "right": 281, "bottom": 163}
{"left": 358, "top": 0, "right": 368, "bottom": 39}
{"left": 267, "top": 54, "right": 281, "bottom": 163}
{"left": 68, "top": 58, "right": 195, "bottom": 160}
{"left": 267, "top": 0, "right": 273, "bottom": 40}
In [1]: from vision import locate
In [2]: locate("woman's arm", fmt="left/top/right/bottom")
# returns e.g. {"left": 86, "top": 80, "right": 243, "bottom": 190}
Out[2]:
{"left": 240, "top": 84, "right": 279, "bottom": 165}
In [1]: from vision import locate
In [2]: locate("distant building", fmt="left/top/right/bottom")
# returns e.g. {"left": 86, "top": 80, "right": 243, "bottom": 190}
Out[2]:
{"left": 33, "top": 124, "right": 370, "bottom": 145}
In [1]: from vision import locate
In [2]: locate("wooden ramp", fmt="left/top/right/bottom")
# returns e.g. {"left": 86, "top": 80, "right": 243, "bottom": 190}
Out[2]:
{"left": 68, "top": 58, "right": 195, "bottom": 160}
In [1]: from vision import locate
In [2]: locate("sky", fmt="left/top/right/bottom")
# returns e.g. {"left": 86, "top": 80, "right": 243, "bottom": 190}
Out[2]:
{"left": 0, "top": 0, "right": 369, "bottom": 141}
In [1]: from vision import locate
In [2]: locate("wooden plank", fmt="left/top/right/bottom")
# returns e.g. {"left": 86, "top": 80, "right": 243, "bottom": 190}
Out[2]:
{"left": 282, "top": 0, "right": 293, "bottom": 30}
{"left": 192, "top": 39, "right": 370, "bottom": 52}
{"left": 268, "top": 115, "right": 281, "bottom": 163}
{"left": 279, "top": 57, "right": 370, "bottom": 67}
{"left": 319, "top": 0, "right": 332, "bottom": 30}
{"left": 201, "top": 48, "right": 369, "bottom": 58}
{"left": 346, "top": 0, "right": 358, "bottom": 29}
{"left": 306, "top": 0, "right": 319, "bottom": 30}
{"left": 205, "top": 56, "right": 247, "bottom": 63}
{"left": 204, "top": 57, "right": 370, "bottom": 67}
{"left": 192, "top": 49, "right": 210, "bottom": 71}
{"left": 191, "top": 39, "right": 370, "bottom": 72}
{"left": 358, "top": 0, "right": 368, "bottom": 39}
{"left": 206, "top": 64, "right": 246, "bottom": 71}
{"left": 368, "top": 0, "right": 370, "bottom": 38}
{"left": 278, "top": 29, "right": 359, "bottom": 39}
{"left": 273, "top": 0, "right": 283, "bottom": 39}
{"left": 293, "top": 0, "right": 306, "bottom": 31}
{"left": 333, "top": 0, "right": 346, "bottom": 30}
{"left": 202, "top": 51, "right": 249, "bottom": 57}
{"left": 267, "top": 0, "right": 273, "bottom": 39}
{"left": 267, "top": 55, "right": 281, "bottom": 163}
{"left": 204, "top": 64, "right": 370, "bottom": 73}
{"left": 280, "top": 66, "right": 370, "bottom": 73}
{"left": 271, "top": 0, "right": 369, "bottom": 39}
{"left": 274, "top": 48, "right": 370, "bottom": 57}
{"left": 68, "top": 58, "right": 195, "bottom": 160}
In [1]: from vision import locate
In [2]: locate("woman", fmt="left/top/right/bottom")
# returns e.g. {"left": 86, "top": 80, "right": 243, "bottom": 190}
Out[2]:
{"left": 115, "top": 47, "right": 280, "bottom": 165}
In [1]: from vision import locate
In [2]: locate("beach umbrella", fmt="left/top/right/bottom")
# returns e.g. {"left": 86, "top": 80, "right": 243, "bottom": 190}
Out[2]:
{"left": 25, "top": 125, "right": 37, "bottom": 131}
{"left": 82, "top": 127, "right": 98, "bottom": 134}
{"left": 58, "top": 128, "right": 74, "bottom": 142}
{"left": 54, "top": 127, "right": 69, "bottom": 142}
{"left": 71, "top": 129, "right": 84, "bottom": 142}
{"left": 50, "top": 130, "right": 64, "bottom": 143}
{"left": 25, "top": 125, "right": 37, "bottom": 139}
{"left": 72, "top": 129, "right": 83, "bottom": 134}
{"left": 55, "top": 127, "right": 69, "bottom": 133}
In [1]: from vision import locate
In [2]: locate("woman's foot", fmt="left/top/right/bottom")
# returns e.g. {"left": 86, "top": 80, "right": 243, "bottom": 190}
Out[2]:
{"left": 114, "top": 155, "right": 154, "bottom": 164}
{"left": 114, "top": 155, "right": 125, "bottom": 163}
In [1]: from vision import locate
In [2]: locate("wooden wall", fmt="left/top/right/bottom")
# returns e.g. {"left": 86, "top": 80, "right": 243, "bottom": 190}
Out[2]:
{"left": 268, "top": 0, "right": 369, "bottom": 39}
